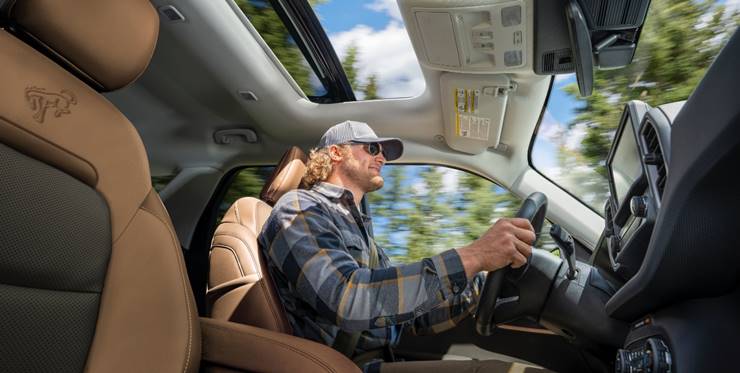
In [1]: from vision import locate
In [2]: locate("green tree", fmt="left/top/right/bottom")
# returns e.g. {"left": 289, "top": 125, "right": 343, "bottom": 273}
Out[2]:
{"left": 341, "top": 44, "right": 360, "bottom": 91}
{"left": 237, "top": 0, "right": 327, "bottom": 95}
{"left": 339, "top": 45, "right": 383, "bottom": 99}
{"left": 363, "top": 74, "right": 380, "bottom": 99}
{"left": 402, "top": 167, "right": 455, "bottom": 262}
{"left": 566, "top": 0, "right": 739, "bottom": 170}
{"left": 450, "top": 173, "right": 522, "bottom": 244}
{"left": 368, "top": 166, "right": 408, "bottom": 256}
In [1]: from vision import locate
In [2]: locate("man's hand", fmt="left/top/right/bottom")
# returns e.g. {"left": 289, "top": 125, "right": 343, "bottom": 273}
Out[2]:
{"left": 457, "top": 218, "right": 536, "bottom": 279}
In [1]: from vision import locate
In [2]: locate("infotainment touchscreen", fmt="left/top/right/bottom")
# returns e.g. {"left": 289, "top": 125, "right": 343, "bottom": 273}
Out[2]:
{"left": 609, "top": 117, "right": 642, "bottom": 208}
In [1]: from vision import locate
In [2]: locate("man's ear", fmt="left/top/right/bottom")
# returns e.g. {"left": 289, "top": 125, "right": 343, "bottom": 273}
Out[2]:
{"left": 328, "top": 144, "right": 346, "bottom": 162}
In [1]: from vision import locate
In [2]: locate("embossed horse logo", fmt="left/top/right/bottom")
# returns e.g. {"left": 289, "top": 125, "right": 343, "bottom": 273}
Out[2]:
{"left": 25, "top": 86, "right": 77, "bottom": 123}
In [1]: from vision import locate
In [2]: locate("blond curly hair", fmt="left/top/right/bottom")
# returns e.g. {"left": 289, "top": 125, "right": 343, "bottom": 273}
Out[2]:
{"left": 301, "top": 145, "right": 349, "bottom": 189}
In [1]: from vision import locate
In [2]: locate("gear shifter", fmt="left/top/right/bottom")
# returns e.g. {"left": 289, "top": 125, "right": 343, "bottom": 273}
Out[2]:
{"left": 549, "top": 224, "right": 578, "bottom": 279}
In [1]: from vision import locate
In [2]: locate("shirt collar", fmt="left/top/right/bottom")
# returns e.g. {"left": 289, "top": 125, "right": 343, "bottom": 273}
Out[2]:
{"left": 313, "top": 182, "right": 355, "bottom": 201}
{"left": 314, "top": 182, "right": 372, "bottom": 222}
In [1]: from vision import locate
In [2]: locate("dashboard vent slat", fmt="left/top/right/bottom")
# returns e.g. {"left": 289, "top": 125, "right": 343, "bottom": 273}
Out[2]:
{"left": 641, "top": 120, "right": 667, "bottom": 198}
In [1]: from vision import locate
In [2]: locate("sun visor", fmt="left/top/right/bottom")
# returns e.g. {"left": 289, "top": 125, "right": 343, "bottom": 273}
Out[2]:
{"left": 440, "top": 73, "right": 514, "bottom": 154}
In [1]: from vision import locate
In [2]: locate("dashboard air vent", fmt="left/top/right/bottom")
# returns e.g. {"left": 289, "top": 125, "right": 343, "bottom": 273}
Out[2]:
{"left": 641, "top": 120, "right": 667, "bottom": 197}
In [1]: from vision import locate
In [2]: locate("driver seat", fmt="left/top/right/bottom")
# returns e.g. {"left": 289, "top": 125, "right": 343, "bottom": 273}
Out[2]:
{"left": 207, "top": 146, "right": 307, "bottom": 332}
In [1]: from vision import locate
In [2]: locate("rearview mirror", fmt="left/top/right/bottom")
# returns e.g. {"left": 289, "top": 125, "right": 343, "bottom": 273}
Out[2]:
{"left": 565, "top": 0, "right": 593, "bottom": 97}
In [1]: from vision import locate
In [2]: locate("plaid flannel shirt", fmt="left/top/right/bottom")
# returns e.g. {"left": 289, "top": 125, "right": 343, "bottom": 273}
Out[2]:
{"left": 258, "top": 182, "right": 483, "bottom": 353}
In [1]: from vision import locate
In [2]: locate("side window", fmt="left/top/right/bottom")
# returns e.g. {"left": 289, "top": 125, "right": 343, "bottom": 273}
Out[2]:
{"left": 217, "top": 167, "right": 275, "bottom": 221}
{"left": 368, "top": 165, "right": 556, "bottom": 264}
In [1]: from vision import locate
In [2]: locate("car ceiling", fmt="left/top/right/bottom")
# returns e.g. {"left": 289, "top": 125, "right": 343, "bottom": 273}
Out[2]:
{"left": 106, "top": 0, "right": 604, "bottom": 248}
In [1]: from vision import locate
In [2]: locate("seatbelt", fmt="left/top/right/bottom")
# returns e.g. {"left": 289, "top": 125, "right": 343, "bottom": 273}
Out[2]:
{"left": 332, "top": 242, "right": 381, "bottom": 358}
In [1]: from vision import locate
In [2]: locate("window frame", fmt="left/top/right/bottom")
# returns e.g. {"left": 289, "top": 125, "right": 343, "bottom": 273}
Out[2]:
{"left": 233, "top": 0, "right": 356, "bottom": 103}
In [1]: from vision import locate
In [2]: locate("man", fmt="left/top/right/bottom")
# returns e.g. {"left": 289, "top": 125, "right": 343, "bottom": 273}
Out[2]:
{"left": 259, "top": 121, "right": 545, "bottom": 372}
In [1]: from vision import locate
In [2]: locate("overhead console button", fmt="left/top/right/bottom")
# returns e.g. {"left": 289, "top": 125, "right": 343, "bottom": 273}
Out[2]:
{"left": 504, "top": 50, "right": 523, "bottom": 66}
{"left": 501, "top": 5, "right": 522, "bottom": 27}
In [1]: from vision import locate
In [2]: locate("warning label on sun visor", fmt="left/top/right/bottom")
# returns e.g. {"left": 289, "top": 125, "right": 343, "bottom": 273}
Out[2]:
{"left": 457, "top": 114, "right": 491, "bottom": 140}
{"left": 454, "top": 88, "right": 491, "bottom": 141}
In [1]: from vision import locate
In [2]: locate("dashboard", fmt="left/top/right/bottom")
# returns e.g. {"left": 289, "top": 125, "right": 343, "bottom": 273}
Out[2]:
{"left": 603, "top": 101, "right": 671, "bottom": 281}
{"left": 545, "top": 29, "right": 740, "bottom": 373}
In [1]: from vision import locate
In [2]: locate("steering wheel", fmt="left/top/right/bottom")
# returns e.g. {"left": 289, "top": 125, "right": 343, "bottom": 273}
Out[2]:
{"left": 475, "top": 192, "right": 548, "bottom": 336}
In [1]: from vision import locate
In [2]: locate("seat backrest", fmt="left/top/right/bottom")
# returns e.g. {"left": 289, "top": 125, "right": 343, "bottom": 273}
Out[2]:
{"left": 0, "top": 1, "right": 199, "bottom": 372}
{"left": 207, "top": 146, "right": 307, "bottom": 333}
{"left": 260, "top": 146, "right": 310, "bottom": 206}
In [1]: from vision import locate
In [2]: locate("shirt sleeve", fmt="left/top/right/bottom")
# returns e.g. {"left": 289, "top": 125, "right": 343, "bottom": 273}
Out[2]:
{"left": 405, "top": 271, "right": 486, "bottom": 335}
{"left": 262, "top": 191, "right": 470, "bottom": 333}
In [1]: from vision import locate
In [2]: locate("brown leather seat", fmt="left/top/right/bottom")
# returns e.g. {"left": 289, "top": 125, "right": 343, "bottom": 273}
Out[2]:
{"left": 0, "top": 1, "right": 356, "bottom": 372}
{"left": 207, "top": 146, "right": 307, "bottom": 333}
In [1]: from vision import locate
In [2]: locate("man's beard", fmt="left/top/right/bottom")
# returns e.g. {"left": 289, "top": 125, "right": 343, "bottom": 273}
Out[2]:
{"left": 341, "top": 161, "right": 384, "bottom": 192}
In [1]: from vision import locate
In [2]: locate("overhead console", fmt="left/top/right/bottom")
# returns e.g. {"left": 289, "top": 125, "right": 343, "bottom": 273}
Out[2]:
{"left": 401, "top": 0, "right": 532, "bottom": 73}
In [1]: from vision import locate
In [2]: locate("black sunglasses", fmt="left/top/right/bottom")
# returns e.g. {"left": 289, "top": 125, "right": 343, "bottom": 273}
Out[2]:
{"left": 350, "top": 141, "right": 386, "bottom": 158}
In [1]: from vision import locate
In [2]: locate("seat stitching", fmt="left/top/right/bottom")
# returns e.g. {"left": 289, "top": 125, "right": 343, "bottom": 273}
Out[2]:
{"left": 234, "top": 201, "right": 242, "bottom": 225}
{"left": 210, "top": 243, "right": 246, "bottom": 277}
{"left": 257, "top": 273, "right": 284, "bottom": 331}
{"left": 0, "top": 115, "right": 99, "bottom": 186}
{"left": 139, "top": 204, "right": 193, "bottom": 373}
{"left": 212, "top": 232, "right": 260, "bottom": 273}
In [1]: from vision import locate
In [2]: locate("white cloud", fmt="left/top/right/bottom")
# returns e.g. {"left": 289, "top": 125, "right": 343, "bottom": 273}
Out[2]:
{"left": 606, "top": 93, "right": 622, "bottom": 104}
{"left": 564, "top": 122, "right": 589, "bottom": 151}
{"left": 726, "top": 0, "right": 740, "bottom": 13}
{"left": 554, "top": 74, "right": 576, "bottom": 84}
{"left": 365, "top": 0, "right": 403, "bottom": 21}
{"left": 543, "top": 166, "right": 562, "bottom": 178}
{"left": 537, "top": 111, "right": 565, "bottom": 143}
{"left": 538, "top": 110, "right": 588, "bottom": 151}
{"left": 441, "top": 168, "right": 460, "bottom": 193}
{"left": 412, "top": 180, "right": 428, "bottom": 194}
{"left": 330, "top": 21, "right": 425, "bottom": 98}
{"left": 698, "top": 1, "right": 740, "bottom": 31}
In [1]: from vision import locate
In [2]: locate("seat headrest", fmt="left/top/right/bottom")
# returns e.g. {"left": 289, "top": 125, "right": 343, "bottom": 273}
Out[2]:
{"left": 260, "top": 147, "right": 308, "bottom": 206}
{"left": 6, "top": 0, "right": 159, "bottom": 91}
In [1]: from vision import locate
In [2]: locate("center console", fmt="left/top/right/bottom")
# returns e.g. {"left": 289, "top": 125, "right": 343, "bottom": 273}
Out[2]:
{"left": 603, "top": 101, "right": 672, "bottom": 281}
{"left": 600, "top": 101, "right": 678, "bottom": 372}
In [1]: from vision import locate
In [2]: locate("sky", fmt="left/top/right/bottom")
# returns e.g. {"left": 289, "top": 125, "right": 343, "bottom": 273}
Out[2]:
{"left": 312, "top": 0, "right": 425, "bottom": 98}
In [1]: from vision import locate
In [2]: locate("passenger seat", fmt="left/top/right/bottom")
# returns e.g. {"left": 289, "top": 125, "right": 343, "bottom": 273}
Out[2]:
{"left": 0, "top": 1, "right": 357, "bottom": 371}
{"left": 207, "top": 146, "right": 307, "bottom": 333}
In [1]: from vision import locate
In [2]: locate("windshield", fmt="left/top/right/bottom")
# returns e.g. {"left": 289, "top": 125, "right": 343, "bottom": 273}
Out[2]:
{"left": 530, "top": 0, "right": 739, "bottom": 213}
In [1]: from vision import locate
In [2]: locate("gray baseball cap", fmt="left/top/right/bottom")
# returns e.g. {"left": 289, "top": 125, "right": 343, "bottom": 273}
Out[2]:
{"left": 318, "top": 120, "right": 403, "bottom": 161}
